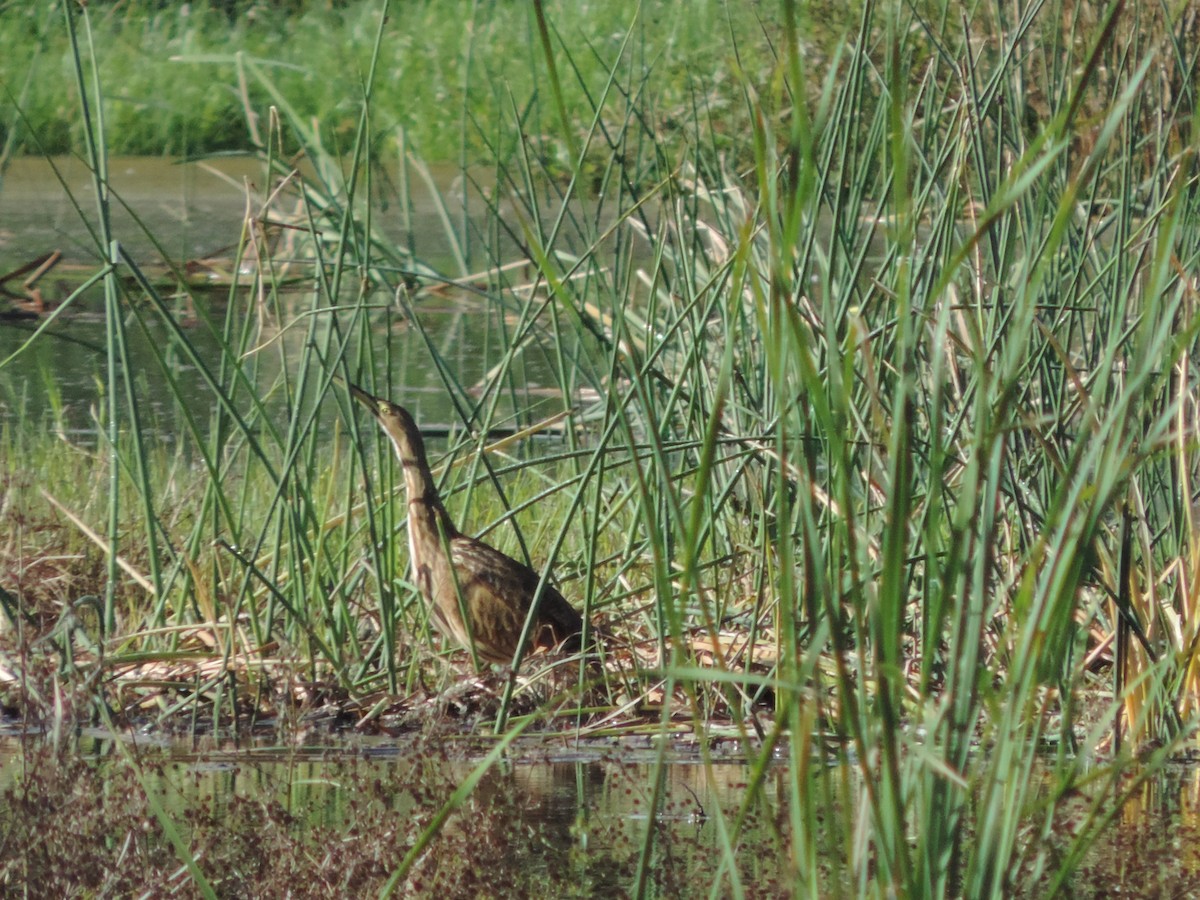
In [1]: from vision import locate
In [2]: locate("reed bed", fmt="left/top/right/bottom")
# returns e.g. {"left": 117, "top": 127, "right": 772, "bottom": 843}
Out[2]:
{"left": 3, "top": 0, "right": 1200, "bottom": 895}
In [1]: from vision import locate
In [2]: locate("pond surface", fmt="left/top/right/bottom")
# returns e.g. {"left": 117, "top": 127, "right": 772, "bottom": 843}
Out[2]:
{"left": 1, "top": 731, "right": 1200, "bottom": 897}
{"left": 0, "top": 156, "right": 582, "bottom": 441}
{"left": 0, "top": 732, "right": 798, "bottom": 897}
{"left": 0, "top": 155, "right": 477, "bottom": 273}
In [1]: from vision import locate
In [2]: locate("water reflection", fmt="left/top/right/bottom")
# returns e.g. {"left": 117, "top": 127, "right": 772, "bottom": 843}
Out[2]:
{"left": 0, "top": 156, "right": 478, "bottom": 274}
{"left": 0, "top": 734, "right": 792, "bottom": 896}
{"left": 0, "top": 157, "right": 576, "bottom": 439}
{"left": 7, "top": 730, "right": 1200, "bottom": 895}
{"left": 0, "top": 286, "right": 572, "bottom": 445}
{"left": 1070, "top": 764, "right": 1200, "bottom": 895}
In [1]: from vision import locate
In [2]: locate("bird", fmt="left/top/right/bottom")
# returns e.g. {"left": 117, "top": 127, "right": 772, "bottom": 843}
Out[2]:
{"left": 348, "top": 384, "right": 586, "bottom": 668}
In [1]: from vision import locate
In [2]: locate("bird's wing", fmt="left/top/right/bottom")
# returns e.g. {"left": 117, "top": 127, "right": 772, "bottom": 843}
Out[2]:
{"left": 450, "top": 537, "right": 583, "bottom": 643}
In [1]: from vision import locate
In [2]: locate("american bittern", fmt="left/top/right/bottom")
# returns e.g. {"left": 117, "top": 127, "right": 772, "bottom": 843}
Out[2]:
{"left": 350, "top": 384, "right": 585, "bottom": 666}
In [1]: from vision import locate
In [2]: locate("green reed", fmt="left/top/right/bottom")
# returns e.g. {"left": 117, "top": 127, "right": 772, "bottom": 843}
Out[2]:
{"left": 4, "top": 0, "right": 1200, "bottom": 896}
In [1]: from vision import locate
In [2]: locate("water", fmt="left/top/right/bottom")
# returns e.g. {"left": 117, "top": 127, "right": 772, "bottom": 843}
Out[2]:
{"left": 0, "top": 156, "right": 481, "bottom": 272}
{"left": 0, "top": 733, "right": 796, "bottom": 896}
{"left": 2, "top": 731, "right": 1198, "bottom": 896}
{"left": 0, "top": 156, "right": 575, "bottom": 442}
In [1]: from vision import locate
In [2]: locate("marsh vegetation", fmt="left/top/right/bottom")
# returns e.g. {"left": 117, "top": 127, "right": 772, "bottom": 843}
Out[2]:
{"left": 3, "top": 0, "right": 1200, "bottom": 895}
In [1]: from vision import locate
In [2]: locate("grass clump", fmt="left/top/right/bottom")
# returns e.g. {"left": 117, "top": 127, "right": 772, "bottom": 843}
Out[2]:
{"left": 0, "top": 0, "right": 793, "bottom": 168}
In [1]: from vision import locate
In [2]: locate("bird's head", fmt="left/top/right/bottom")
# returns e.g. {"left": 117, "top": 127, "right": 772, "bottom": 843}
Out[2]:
{"left": 348, "top": 384, "right": 421, "bottom": 445}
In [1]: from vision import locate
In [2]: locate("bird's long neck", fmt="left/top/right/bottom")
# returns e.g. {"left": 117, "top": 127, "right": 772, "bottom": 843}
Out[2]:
{"left": 385, "top": 420, "right": 457, "bottom": 538}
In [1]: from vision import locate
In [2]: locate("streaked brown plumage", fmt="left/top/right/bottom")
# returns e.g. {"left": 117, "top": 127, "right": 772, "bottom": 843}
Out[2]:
{"left": 350, "top": 384, "right": 584, "bottom": 666}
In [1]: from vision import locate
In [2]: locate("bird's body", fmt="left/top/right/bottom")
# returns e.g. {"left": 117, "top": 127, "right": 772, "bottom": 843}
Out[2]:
{"left": 350, "top": 384, "right": 584, "bottom": 666}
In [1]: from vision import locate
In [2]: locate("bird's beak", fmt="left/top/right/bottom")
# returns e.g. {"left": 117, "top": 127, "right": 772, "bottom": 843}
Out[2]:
{"left": 348, "top": 383, "right": 384, "bottom": 418}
